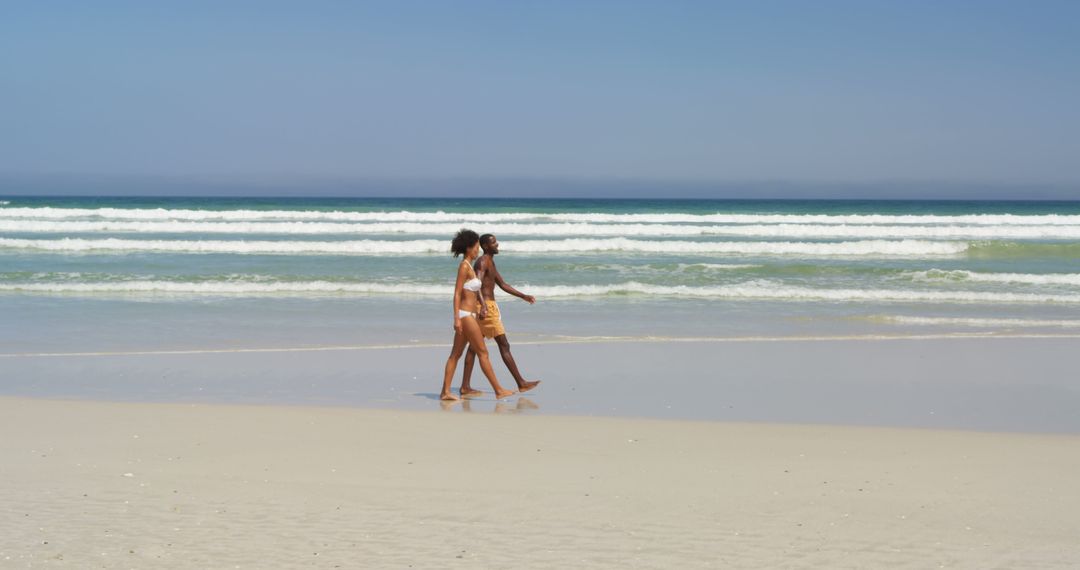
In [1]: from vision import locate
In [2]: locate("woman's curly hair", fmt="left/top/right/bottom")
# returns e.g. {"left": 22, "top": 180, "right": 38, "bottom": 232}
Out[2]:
{"left": 450, "top": 228, "right": 480, "bottom": 257}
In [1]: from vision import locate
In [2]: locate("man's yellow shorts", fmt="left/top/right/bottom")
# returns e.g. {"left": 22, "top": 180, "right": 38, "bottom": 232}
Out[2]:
{"left": 479, "top": 300, "right": 506, "bottom": 339}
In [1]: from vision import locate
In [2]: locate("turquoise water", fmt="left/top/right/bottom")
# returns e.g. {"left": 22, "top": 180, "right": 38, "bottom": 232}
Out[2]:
{"left": 3, "top": 196, "right": 1080, "bottom": 353}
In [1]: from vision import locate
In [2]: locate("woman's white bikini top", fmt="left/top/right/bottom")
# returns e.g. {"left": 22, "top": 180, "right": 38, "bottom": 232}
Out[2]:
{"left": 462, "top": 261, "right": 482, "bottom": 292}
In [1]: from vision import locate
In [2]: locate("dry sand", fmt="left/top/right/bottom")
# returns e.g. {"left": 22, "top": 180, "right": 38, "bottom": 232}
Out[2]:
{"left": 2, "top": 396, "right": 1079, "bottom": 569}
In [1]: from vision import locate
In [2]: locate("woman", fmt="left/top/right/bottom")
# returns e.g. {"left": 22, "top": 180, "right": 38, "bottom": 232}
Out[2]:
{"left": 440, "top": 229, "right": 516, "bottom": 401}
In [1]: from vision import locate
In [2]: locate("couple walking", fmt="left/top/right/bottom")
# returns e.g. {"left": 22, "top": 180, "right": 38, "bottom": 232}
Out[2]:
{"left": 440, "top": 229, "right": 540, "bottom": 401}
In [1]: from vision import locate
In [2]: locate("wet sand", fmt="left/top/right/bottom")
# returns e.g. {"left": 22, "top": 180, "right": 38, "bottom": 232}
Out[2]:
{"left": 4, "top": 336, "right": 1080, "bottom": 432}
{"left": 2, "top": 396, "right": 1079, "bottom": 568}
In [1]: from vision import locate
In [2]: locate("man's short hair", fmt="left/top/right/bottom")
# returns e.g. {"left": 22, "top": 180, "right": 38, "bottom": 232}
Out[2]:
{"left": 479, "top": 234, "right": 495, "bottom": 247}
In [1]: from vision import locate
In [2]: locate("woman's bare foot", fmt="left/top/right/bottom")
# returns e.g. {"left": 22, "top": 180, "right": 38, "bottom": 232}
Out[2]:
{"left": 518, "top": 380, "right": 541, "bottom": 393}
{"left": 459, "top": 387, "right": 484, "bottom": 398}
{"left": 440, "top": 392, "right": 460, "bottom": 401}
{"left": 494, "top": 389, "right": 517, "bottom": 400}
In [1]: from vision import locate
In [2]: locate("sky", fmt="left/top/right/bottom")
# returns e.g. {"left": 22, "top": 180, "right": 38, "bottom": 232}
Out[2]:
{"left": 2, "top": 1, "right": 1079, "bottom": 197}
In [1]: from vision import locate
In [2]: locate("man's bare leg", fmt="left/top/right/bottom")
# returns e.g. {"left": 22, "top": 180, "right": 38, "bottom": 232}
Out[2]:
{"left": 494, "top": 334, "right": 540, "bottom": 392}
{"left": 462, "top": 320, "right": 515, "bottom": 399}
{"left": 459, "top": 348, "right": 483, "bottom": 397}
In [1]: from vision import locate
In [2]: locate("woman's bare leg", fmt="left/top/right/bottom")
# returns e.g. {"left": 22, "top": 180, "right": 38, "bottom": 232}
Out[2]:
{"left": 461, "top": 318, "right": 515, "bottom": 399}
{"left": 459, "top": 348, "right": 483, "bottom": 397}
{"left": 441, "top": 331, "right": 468, "bottom": 400}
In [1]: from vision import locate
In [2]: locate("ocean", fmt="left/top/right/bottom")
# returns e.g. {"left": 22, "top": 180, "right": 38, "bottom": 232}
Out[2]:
{"left": 3, "top": 196, "right": 1080, "bottom": 355}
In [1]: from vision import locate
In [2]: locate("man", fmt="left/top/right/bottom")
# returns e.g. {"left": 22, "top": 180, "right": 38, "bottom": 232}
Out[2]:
{"left": 459, "top": 234, "right": 541, "bottom": 396}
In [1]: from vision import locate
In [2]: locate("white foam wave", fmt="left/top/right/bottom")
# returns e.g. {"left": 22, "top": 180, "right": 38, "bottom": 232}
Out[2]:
{"left": 3, "top": 279, "right": 1078, "bottom": 303}
{"left": 0, "top": 237, "right": 968, "bottom": 256}
{"left": 689, "top": 224, "right": 1080, "bottom": 240}
{"left": 0, "top": 237, "right": 449, "bottom": 255}
{"left": 677, "top": 263, "right": 762, "bottom": 270}
{"left": 0, "top": 280, "right": 449, "bottom": 295}
{"left": 521, "top": 282, "right": 1080, "bottom": 303}
{"left": 906, "top": 269, "right": 1080, "bottom": 286}
{"left": 880, "top": 316, "right": 1080, "bottom": 328}
{"left": 3, "top": 206, "right": 1080, "bottom": 226}
{"left": 4, "top": 219, "right": 1080, "bottom": 239}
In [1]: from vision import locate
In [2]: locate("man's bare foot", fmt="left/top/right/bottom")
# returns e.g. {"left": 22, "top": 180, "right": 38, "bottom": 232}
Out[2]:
{"left": 517, "top": 380, "right": 540, "bottom": 393}
{"left": 459, "top": 387, "right": 483, "bottom": 398}
{"left": 494, "top": 389, "right": 517, "bottom": 400}
{"left": 440, "top": 392, "right": 460, "bottom": 401}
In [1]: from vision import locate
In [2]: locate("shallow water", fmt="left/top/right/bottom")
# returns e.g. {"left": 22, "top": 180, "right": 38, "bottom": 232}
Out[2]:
{"left": 3, "top": 196, "right": 1080, "bottom": 354}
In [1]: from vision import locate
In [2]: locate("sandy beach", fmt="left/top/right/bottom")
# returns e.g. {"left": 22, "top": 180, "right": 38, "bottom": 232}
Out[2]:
{"left": 3, "top": 395, "right": 1079, "bottom": 569}
{"left": 6, "top": 0, "right": 1080, "bottom": 566}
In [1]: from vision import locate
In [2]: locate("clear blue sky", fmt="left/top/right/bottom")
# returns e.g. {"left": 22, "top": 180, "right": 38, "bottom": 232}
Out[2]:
{"left": 2, "top": 1, "right": 1079, "bottom": 192}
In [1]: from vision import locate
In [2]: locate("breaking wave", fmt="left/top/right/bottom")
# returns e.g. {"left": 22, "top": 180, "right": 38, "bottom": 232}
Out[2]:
{"left": 0, "top": 237, "right": 969, "bottom": 257}
{"left": 877, "top": 315, "right": 1080, "bottom": 327}
{"left": 4, "top": 206, "right": 1080, "bottom": 226}
{"left": 3, "top": 278, "right": 1080, "bottom": 303}
{"left": 4, "top": 219, "right": 1080, "bottom": 240}
{"left": 906, "top": 269, "right": 1080, "bottom": 286}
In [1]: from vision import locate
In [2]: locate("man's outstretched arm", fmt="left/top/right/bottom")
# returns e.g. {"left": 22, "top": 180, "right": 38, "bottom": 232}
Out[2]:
{"left": 494, "top": 266, "right": 535, "bottom": 304}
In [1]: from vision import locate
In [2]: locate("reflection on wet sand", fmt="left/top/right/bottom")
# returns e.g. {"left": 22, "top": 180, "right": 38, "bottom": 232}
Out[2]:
{"left": 440, "top": 397, "right": 539, "bottom": 414}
